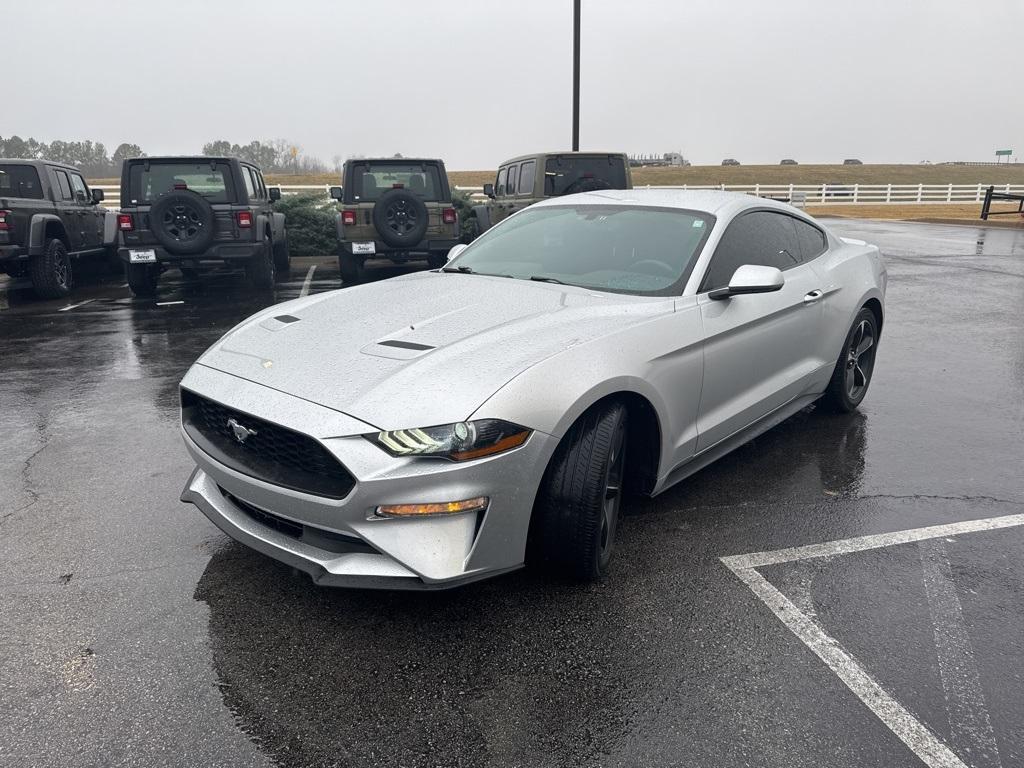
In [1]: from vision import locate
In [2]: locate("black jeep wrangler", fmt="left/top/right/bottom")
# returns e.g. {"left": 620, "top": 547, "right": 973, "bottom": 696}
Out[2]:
{"left": 117, "top": 156, "right": 289, "bottom": 297}
{"left": 329, "top": 158, "right": 460, "bottom": 283}
{"left": 0, "top": 159, "right": 119, "bottom": 298}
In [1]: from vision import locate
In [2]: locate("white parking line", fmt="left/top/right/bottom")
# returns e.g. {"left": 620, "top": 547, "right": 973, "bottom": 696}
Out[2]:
{"left": 722, "top": 512, "right": 1024, "bottom": 768}
{"left": 58, "top": 299, "right": 95, "bottom": 312}
{"left": 920, "top": 540, "right": 1003, "bottom": 768}
{"left": 300, "top": 264, "right": 317, "bottom": 297}
{"left": 155, "top": 300, "right": 184, "bottom": 307}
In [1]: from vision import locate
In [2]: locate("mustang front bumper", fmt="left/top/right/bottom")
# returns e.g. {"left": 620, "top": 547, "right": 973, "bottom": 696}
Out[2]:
{"left": 178, "top": 364, "right": 557, "bottom": 590}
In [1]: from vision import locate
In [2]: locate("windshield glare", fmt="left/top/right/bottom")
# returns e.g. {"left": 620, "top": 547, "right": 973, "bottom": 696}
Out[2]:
{"left": 448, "top": 206, "right": 713, "bottom": 296}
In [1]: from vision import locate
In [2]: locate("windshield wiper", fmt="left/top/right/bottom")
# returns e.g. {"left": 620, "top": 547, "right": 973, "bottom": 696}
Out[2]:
{"left": 442, "top": 265, "right": 474, "bottom": 274}
{"left": 529, "top": 275, "right": 566, "bottom": 285}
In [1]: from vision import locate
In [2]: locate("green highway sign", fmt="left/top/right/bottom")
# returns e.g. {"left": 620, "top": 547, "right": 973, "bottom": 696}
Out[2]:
{"left": 995, "top": 149, "right": 1013, "bottom": 156}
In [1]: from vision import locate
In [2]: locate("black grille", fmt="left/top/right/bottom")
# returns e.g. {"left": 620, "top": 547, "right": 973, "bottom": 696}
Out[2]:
{"left": 223, "top": 489, "right": 376, "bottom": 555}
{"left": 182, "top": 390, "right": 355, "bottom": 499}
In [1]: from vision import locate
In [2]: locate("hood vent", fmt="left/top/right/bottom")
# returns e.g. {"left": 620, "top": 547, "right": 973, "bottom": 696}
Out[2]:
{"left": 377, "top": 339, "right": 435, "bottom": 351}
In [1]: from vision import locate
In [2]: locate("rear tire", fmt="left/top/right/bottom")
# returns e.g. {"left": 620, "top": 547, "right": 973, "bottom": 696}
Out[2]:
{"left": 529, "top": 402, "right": 628, "bottom": 580}
{"left": 821, "top": 308, "right": 879, "bottom": 413}
{"left": 339, "top": 253, "right": 365, "bottom": 284}
{"left": 273, "top": 234, "right": 291, "bottom": 273}
{"left": 245, "top": 236, "right": 276, "bottom": 288}
{"left": 127, "top": 262, "right": 160, "bottom": 297}
{"left": 29, "top": 238, "right": 73, "bottom": 299}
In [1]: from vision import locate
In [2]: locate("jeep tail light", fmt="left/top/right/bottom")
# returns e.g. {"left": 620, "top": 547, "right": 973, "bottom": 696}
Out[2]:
{"left": 117, "top": 213, "right": 134, "bottom": 231}
{"left": 236, "top": 211, "right": 253, "bottom": 228}
{"left": 342, "top": 210, "right": 357, "bottom": 226}
{"left": 442, "top": 208, "right": 457, "bottom": 225}
{"left": 0, "top": 211, "right": 9, "bottom": 231}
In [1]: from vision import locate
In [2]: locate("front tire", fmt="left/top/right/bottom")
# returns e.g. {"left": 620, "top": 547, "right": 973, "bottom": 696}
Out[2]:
{"left": 821, "top": 308, "right": 879, "bottom": 413}
{"left": 127, "top": 262, "right": 160, "bottom": 297}
{"left": 529, "top": 402, "right": 628, "bottom": 580}
{"left": 245, "top": 236, "right": 276, "bottom": 288}
{"left": 29, "top": 238, "right": 73, "bottom": 299}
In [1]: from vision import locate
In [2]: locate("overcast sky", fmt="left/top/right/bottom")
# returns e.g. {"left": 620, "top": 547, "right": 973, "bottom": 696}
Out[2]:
{"left": 6, "top": 0, "right": 1023, "bottom": 169}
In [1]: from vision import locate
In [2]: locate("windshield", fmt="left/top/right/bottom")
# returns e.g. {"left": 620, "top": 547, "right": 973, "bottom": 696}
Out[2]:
{"left": 543, "top": 155, "right": 628, "bottom": 196}
{"left": 128, "top": 162, "right": 233, "bottom": 204}
{"left": 347, "top": 163, "right": 444, "bottom": 202}
{"left": 447, "top": 205, "right": 714, "bottom": 296}
{"left": 0, "top": 165, "right": 44, "bottom": 199}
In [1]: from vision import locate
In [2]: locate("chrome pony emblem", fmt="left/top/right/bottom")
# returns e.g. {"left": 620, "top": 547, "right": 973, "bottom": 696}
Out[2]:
{"left": 227, "top": 417, "right": 258, "bottom": 444}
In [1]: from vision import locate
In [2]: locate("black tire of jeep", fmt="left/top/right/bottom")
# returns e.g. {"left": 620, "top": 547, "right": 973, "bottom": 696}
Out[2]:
{"left": 127, "top": 262, "right": 160, "bottom": 297}
{"left": 273, "top": 233, "right": 291, "bottom": 273}
{"left": 372, "top": 189, "right": 429, "bottom": 249}
{"left": 149, "top": 190, "right": 216, "bottom": 255}
{"left": 529, "top": 402, "right": 629, "bottom": 581}
{"left": 29, "top": 238, "right": 73, "bottom": 299}
{"left": 820, "top": 308, "right": 880, "bottom": 413}
{"left": 245, "top": 236, "right": 276, "bottom": 288}
{"left": 339, "top": 254, "right": 365, "bottom": 284}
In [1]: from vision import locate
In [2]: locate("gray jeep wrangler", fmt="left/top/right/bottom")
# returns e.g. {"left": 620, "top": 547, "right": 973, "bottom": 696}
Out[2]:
{"left": 329, "top": 158, "right": 460, "bottom": 283}
{"left": 471, "top": 152, "right": 632, "bottom": 234}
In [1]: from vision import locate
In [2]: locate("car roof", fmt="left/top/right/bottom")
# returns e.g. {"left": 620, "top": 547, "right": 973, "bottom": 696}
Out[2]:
{"left": 530, "top": 188, "right": 804, "bottom": 218}
{"left": 347, "top": 158, "right": 443, "bottom": 164}
{"left": 0, "top": 158, "right": 81, "bottom": 172}
{"left": 498, "top": 151, "right": 627, "bottom": 165}
{"left": 129, "top": 156, "right": 238, "bottom": 163}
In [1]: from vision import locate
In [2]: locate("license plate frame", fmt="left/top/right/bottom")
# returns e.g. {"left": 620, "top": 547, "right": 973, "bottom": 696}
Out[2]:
{"left": 352, "top": 242, "right": 376, "bottom": 255}
{"left": 128, "top": 249, "right": 157, "bottom": 263}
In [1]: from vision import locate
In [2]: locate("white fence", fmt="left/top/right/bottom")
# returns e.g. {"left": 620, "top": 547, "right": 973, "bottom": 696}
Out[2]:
{"left": 92, "top": 182, "right": 1024, "bottom": 209}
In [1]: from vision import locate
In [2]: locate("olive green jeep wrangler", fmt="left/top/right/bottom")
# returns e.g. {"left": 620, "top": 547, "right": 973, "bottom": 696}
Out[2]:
{"left": 471, "top": 151, "right": 632, "bottom": 234}
{"left": 329, "top": 158, "right": 459, "bottom": 283}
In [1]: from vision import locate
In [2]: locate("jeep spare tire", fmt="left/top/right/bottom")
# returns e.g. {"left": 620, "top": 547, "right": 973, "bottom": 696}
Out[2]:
{"left": 149, "top": 190, "right": 216, "bottom": 255}
{"left": 372, "top": 189, "right": 429, "bottom": 248}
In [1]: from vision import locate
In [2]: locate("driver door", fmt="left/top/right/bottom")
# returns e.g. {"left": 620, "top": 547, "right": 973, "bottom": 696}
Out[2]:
{"left": 695, "top": 210, "right": 826, "bottom": 452}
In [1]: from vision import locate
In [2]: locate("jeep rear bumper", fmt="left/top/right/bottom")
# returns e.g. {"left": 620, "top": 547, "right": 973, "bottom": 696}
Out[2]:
{"left": 118, "top": 241, "right": 266, "bottom": 265}
{"left": 339, "top": 239, "right": 459, "bottom": 260}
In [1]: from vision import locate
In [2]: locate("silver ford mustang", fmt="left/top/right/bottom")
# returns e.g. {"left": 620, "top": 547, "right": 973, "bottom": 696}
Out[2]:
{"left": 180, "top": 190, "right": 886, "bottom": 589}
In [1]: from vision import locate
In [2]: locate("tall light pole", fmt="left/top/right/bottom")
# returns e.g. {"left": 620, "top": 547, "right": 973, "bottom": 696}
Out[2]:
{"left": 572, "top": 0, "right": 580, "bottom": 151}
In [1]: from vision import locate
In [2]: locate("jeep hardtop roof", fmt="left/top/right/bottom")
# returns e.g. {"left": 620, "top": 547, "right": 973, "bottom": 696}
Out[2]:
{"left": 499, "top": 151, "right": 628, "bottom": 165}
{"left": 0, "top": 158, "right": 83, "bottom": 172}
{"left": 346, "top": 157, "right": 444, "bottom": 164}
{"left": 124, "top": 156, "right": 241, "bottom": 164}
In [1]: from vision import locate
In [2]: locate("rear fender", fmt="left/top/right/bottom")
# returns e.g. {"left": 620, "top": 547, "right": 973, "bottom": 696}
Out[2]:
{"left": 28, "top": 214, "right": 66, "bottom": 254}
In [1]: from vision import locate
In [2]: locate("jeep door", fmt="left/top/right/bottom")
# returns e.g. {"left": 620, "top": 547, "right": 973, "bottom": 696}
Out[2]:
{"left": 47, "top": 168, "right": 86, "bottom": 251}
{"left": 489, "top": 165, "right": 516, "bottom": 226}
{"left": 68, "top": 171, "right": 103, "bottom": 249}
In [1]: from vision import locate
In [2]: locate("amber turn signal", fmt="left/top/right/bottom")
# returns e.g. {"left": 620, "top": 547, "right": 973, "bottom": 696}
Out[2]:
{"left": 376, "top": 496, "right": 489, "bottom": 518}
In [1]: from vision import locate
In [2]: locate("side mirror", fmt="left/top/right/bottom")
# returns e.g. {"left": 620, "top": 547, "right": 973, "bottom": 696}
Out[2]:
{"left": 329, "top": 186, "right": 343, "bottom": 201}
{"left": 483, "top": 183, "right": 495, "bottom": 198}
{"left": 91, "top": 188, "right": 105, "bottom": 204}
{"left": 268, "top": 187, "right": 282, "bottom": 202}
{"left": 446, "top": 244, "right": 468, "bottom": 263}
{"left": 709, "top": 264, "right": 785, "bottom": 300}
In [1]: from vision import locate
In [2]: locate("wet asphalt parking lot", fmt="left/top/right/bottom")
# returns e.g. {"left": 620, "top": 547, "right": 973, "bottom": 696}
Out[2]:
{"left": 2, "top": 220, "right": 1023, "bottom": 768}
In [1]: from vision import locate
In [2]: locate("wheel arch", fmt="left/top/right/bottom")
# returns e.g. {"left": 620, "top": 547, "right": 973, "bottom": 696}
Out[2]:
{"left": 862, "top": 296, "right": 883, "bottom": 336}
{"left": 29, "top": 214, "right": 68, "bottom": 251}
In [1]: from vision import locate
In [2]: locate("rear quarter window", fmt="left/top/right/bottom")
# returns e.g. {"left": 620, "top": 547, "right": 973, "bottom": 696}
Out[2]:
{"left": 0, "top": 165, "right": 44, "bottom": 199}
{"left": 791, "top": 216, "right": 827, "bottom": 260}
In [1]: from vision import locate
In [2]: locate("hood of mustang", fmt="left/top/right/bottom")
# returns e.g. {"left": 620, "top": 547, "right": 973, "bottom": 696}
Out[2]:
{"left": 197, "top": 271, "right": 670, "bottom": 431}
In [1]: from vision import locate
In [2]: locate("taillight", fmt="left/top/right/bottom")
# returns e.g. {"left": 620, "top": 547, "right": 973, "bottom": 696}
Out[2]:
{"left": 117, "top": 213, "right": 134, "bottom": 231}
{"left": 237, "top": 211, "right": 253, "bottom": 228}
{"left": 342, "top": 210, "right": 357, "bottom": 226}
{"left": 0, "top": 210, "right": 9, "bottom": 231}
{"left": 442, "top": 208, "right": 457, "bottom": 225}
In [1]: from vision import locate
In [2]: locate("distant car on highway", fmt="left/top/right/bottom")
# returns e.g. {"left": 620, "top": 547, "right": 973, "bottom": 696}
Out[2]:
{"left": 471, "top": 151, "right": 632, "bottom": 235}
{"left": 843, "top": 158, "right": 863, "bottom": 165}
{"left": 117, "top": 156, "right": 289, "bottom": 297}
{"left": 780, "top": 159, "right": 799, "bottom": 165}
{"left": 722, "top": 158, "right": 741, "bottom": 166}
{"left": 0, "top": 159, "right": 118, "bottom": 298}
{"left": 179, "top": 189, "right": 887, "bottom": 590}
{"left": 329, "top": 157, "right": 460, "bottom": 284}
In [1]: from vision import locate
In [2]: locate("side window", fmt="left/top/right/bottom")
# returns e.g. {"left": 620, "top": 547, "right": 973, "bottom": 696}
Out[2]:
{"left": 506, "top": 164, "right": 518, "bottom": 196}
{"left": 255, "top": 170, "right": 267, "bottom": 199}
{"left": 69, "top": 173, "right": 90, "bottom": 203}
{"left": 790, "top": 216, "right": 827, "bottom": 261}
{"left": 495, "top": 167, "right": 508, "bottom": 197}
{"left": 241, "top": 167, "right": 257, "bottom": 199}
{"left": 53, "top": 170, "right": 73, "bottom": 201}
{"left": 517, "top": 160, "right": 536, "bottom": 197}
{"left": 700, "top": 211, "right": 801, "bottom": 292}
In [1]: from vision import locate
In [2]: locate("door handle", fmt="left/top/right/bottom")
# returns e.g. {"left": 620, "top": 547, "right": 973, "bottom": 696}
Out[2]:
{"left": 803, "top": 289, "right": 824, "bottom": 304}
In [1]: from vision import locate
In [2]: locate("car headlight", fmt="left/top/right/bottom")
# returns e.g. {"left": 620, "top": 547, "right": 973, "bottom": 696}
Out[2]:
{"left": 366, "top": 419, "right": 531, "bottom": 461}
